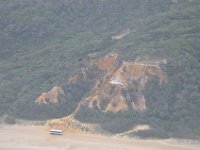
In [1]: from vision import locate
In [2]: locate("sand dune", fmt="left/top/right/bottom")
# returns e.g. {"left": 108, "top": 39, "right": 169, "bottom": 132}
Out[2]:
{"left": 0, "top": 125, "right": 199, "bottom": 150}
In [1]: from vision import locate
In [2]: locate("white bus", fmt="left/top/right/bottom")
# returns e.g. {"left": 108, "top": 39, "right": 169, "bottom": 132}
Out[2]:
{"left": 49, "top": 129, "right": 63, "bottom": 135}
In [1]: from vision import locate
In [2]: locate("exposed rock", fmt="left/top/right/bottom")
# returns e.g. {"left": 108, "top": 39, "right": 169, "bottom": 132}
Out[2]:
{"left": 39, "top": 52, "right": 167, "bottom": 134}
{"left": 72, "top": 52, "right": 166, "bottom": 114}
{"left": 89, "top": 52, "right": 120, "bottom": 72}
{"left": 36, "top": 52, "right": 166, "bottom": 114}
{"left": 112, "top": 26, "right": 136, "bottom": 40}
{"left": 35, "top": 86, "right": 64, "bottom": 104}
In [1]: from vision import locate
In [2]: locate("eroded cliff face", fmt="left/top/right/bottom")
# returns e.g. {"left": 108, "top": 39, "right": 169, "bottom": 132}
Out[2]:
{"left": 37, "top": 52, "right": 167, "bottom": 133}
{"left": 72, "top": 52, "right": 166, "bottom": 114}
{"left": 35, "top": 52, "right": 166, "bottom": 114}
{"left": 35, "top": 86, "right": 64, "bottom": 104}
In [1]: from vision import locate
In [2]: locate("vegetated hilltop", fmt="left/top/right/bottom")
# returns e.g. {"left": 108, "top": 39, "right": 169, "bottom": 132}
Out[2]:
{"left": 0, "top": 0, "right": 200, "bottom": 139}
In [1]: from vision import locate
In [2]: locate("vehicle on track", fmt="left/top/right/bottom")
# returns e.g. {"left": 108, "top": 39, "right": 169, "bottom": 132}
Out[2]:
{"left": 49, "top": 129, "right": 63, "bottom": 135}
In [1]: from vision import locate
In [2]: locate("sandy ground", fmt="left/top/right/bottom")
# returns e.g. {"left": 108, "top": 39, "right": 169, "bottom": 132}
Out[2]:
{"left": 0, "top": 125, "right": 199, "bottom": 150}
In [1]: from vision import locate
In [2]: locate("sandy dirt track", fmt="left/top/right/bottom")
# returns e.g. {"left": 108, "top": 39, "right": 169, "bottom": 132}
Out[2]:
{"left": 0, "top": 125, "right": 199, "bottom": 150}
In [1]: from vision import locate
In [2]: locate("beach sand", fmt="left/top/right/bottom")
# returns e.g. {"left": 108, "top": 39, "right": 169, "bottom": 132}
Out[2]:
{"left": 0, "top": 125, "right": 199, "bottom": 150}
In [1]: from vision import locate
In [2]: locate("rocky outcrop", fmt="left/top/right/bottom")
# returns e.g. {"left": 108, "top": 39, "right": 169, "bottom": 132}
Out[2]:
{"left": 35, "top": 86, "right": 64, "bottom": 104}
{"left": 41, "top": 52, "right": 167, "bottom": 134}
{"left": 112, "top": 26, "right": 136, "bottom": 40}
{"left": 72, "top": 52, "right": 166, "bottom": 114}
{"left": 35, "top": 52, "right": 166, "bottom": 114}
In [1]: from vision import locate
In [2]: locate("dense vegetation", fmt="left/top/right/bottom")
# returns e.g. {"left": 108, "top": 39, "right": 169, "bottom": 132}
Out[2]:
{"left": 0, "top": 0, "right": 200, "bottom": 138}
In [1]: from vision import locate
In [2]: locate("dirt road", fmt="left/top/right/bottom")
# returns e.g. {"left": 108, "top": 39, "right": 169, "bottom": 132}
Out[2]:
{"left": 0, "top": 125, "right": 199, "bottom": 150}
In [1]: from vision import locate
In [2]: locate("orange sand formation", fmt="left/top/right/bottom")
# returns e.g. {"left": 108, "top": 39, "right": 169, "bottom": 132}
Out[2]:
{"left": 35, "top": 86, "right": 64, "bottom": 104}
{"left": 74, "top": 52, "right": 166, "bottom": 113}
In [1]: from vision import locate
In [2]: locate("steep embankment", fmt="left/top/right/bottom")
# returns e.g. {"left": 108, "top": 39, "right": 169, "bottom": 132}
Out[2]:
{"left": 35, "top": 86, "right": 64, "bottom": 104}
{"left": 40, "top": 52, "right": 167, "bottom": 135}
{"left": 73, "top": 52, "right": 166, "bottom": 114}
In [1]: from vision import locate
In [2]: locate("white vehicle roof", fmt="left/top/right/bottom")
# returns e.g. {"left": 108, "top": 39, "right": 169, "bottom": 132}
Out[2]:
{"left": 49, "top": 129, "right": 63, "bottom": 132}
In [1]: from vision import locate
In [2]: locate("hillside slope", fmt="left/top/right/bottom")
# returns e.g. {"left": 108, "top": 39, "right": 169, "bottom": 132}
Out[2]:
{"left": 0, "top": 0, "right": 200, "bottom": 138}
